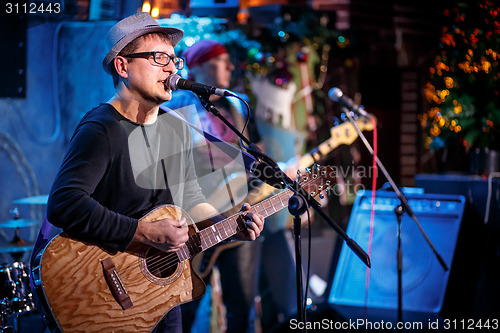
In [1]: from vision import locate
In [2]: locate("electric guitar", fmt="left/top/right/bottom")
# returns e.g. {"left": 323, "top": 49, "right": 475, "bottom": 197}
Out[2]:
{"left": 30, "top": 166, "right": 335, "bottom": 333}
{"left": 192, "top": 115, "right": 375, "bottom": 278}
{"left": 207, "top": 115, "right": 375, "bottom": 213}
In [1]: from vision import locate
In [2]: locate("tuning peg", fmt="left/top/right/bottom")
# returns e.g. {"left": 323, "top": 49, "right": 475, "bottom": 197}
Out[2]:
{"left": 305, "top": 167, "right": 311, "bottom": 173}
{"left": 332, "top": 116, "right": 341, "bottom": 126}
{"left": 313, "top": 163, "right": 321, "bottom": 170}
{"left": 319, "top": 193, "right": 324, "bottom": 199}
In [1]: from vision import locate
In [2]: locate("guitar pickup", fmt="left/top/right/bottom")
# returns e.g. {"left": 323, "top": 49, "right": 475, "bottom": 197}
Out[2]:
{"left": 102, "top": 257, "right": 133, "bottom": 310}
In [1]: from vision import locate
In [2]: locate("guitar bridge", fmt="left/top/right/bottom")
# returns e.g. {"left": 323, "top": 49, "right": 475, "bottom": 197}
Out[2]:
{"left": 101, "top": 257, "right": 133, "bottom": 310}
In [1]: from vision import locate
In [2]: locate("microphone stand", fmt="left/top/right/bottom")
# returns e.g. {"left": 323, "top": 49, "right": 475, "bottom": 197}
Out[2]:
{"left": 340, "top": 107, "right": 448, "bottom": 271}
{"left": 340, "top": 105, "right": 448, "bottom": 322}
{"left": 288, "top": 194, "right": 308, "bottom": 325}
{"left": 196, "top": 93, "right": 371, "bottom": 324}
{"left": 394, "top": 204, "right": 404, "bottom": 324}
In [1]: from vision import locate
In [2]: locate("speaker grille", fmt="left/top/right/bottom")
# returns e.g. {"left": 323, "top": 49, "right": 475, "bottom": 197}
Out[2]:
{"left": 330, "top": 190, "right": 465, "bottom": 316}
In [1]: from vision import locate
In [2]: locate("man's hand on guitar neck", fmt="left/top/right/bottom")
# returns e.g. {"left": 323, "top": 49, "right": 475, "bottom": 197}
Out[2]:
{"left": 130, "top": 202, "right": 264, "bottom": 252}
{"left": 231, "top": 203, "right": 265, "bottom": 242}
{"left": 132, "top": 217, "right": 190, "bottom": 252}
{"left": 189, "top": 202, "right": 264, "bottom": 242}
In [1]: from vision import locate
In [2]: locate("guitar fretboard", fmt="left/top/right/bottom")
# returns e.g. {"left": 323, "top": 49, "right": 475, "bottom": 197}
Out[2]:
{"left": 176, "top": 188, "right": 294, "bottom": 261}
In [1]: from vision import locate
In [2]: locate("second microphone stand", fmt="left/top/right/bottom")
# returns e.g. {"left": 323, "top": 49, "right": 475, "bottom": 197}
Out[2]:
{"left": 340, "top": 106, "right": 448, "bottom": 324}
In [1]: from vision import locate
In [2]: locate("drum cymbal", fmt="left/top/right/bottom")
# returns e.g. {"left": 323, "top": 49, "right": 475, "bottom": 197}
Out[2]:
{"left": 0, "top": 243, "right": 34, "bottom": 253}
{"left": 0, "top": 219, "right": 38, "bottom": 228}
{"left": 13, "top": 194, "right": 48, "bottom": 205}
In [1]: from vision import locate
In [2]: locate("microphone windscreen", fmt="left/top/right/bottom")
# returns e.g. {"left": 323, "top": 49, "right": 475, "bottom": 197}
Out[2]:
{"left": 328, "top": 87, "right": 343, "bottom": 102}
{"left": 167, "top": 74, "right": 181, "bottom": 91}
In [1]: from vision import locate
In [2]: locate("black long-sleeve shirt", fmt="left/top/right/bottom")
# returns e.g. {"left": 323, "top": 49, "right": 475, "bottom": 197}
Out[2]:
{"left": 47, "top": 104, "right": 206, "bottom": 252}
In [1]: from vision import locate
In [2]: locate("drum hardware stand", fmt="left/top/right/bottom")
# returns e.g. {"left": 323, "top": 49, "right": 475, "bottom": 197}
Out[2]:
{"left": 8, "top": 229, "right": 28, "bottom": 264}
{"left": 0, "top": 209, "right": 37, "bottom": 333}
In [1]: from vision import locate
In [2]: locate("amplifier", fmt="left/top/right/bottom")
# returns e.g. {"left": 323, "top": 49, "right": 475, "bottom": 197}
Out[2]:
{"left": 329, "top": 189, "right": 466, "bottom": 324}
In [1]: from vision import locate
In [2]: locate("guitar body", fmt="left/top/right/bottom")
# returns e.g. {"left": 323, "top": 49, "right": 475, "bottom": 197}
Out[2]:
{"left": 31, "top": 205, "right": 205, "bottom": 333}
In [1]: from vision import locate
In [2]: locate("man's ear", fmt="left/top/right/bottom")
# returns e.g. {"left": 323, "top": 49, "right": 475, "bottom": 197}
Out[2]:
{"left": 114, "top": 56, "right": 128, "bottom": 79}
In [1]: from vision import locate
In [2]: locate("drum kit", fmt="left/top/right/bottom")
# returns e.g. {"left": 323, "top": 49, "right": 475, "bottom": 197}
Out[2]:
{"left": 1, "top": 195, "right": 47, "bottom": 333}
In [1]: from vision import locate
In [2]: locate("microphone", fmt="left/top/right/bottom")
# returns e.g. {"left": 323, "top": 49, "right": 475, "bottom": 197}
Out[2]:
{"left": 167, "top": 74, "right": 235, "bottom": 97}
{"left": 328, "top": 87, "right": 369, "bottom": 117}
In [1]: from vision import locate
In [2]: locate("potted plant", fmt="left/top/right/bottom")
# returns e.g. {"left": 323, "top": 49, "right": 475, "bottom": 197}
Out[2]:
{"left": 419, "top": 0, "right": 500, "bottom": 175}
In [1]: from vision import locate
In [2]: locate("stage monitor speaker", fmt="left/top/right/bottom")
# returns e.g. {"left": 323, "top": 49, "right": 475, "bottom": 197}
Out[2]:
{"left": 329, "top": 189, "right": 466, "bottom": 324}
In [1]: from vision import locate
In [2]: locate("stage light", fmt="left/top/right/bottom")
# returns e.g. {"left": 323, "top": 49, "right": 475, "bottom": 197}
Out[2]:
{"left": 151, "top": 7, "right": 159, "bottom": 18}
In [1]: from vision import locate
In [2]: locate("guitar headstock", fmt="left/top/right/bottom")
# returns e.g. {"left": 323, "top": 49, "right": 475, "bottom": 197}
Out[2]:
{"left": 296, "top": 165, "right": 336, "bottom": 200}
{"left": 325, "top": 114, "right": 377, "bottom": 150}
{"left": 353, "top": 114, "right": 376, "bottom": 131}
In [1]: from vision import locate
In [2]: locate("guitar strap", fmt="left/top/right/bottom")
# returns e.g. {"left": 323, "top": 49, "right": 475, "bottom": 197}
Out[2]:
{"left": 29, "top": 215, "right": 53, "bottom": 288}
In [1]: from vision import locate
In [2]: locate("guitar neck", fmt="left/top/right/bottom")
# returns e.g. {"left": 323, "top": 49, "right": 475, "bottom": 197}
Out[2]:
{"left": 246, "top": 118, "right": 373, "bottom": 205}
{"left": 299, "top": 118, "right": 373, "bottom": 168}
{"left": 247, "top": 139, "right": 337, "bottom": 204}
{"left": 177, "top": 188, "right": 294, "bottom": 261}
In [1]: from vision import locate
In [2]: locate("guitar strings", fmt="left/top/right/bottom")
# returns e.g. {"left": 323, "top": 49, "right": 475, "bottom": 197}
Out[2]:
{"left": 140, "top": 198, "right": 275, "bottom": 275}
{"left": 142, "top": 214, "right": 253, "bottom": 276}
{"left": 117, "top": 219, "right": 248, "bottom": 276}
{"left": 147, "top": 222, "right": 249, "bottom": 275}
{"left": 117, "top": 209, "right": 202, "bottom": 274}
{"left": 122, "top": 199, "right": 276, "bottom": 275}
{"left": 143, "top": 251, "right": 179, "bottom": 273}
{"left": 118, "top": 187, "right": 301, "bottom": 276}
{"left": 109, "top": 174, "right": 326, "bottom": 287}
{"left": 144, "top": 216, "right": 240, "bottom": 273}
{"left": 150, "top": 176, "right": 321, "bottom": 275}
{"left": 117, "top": 248, "right": 179, "bottom": 276}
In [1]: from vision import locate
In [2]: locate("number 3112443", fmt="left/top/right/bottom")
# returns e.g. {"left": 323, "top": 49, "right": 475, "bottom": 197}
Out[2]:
{"left": 5, "top": 2, "right": 61, "bottom": 15}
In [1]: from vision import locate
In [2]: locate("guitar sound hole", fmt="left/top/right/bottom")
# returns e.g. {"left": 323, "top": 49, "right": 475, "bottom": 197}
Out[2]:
{"left": 145, "top": 247, "right": 179, "bottom": 278}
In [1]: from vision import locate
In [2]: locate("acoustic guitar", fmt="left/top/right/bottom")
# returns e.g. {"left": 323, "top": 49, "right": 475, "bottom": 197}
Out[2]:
{"left": 30, "top": 166, "right": 335, "bottom": 333}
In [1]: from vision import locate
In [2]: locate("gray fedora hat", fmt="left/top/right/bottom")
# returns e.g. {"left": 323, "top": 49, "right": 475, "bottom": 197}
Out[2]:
{"left": 102, "top": 12, "right": 184, "bottom": 75}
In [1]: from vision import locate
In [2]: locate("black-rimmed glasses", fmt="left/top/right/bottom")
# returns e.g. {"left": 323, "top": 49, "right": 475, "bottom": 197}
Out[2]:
{"left": 123, "top": 52, "right": 184, "bottom": 69}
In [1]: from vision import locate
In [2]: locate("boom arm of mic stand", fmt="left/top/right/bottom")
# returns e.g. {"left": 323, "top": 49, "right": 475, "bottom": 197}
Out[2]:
{"left": 260, "top": 163, "right": 371, "bottom": 268}
{"left": 196, "top": 93, "right": 289, "bottom": 185}
{"left": 196, "top": 93, "right": 371, "bottom": 267}
{"left": 340, "top": 107, "right": 449, "bottom": 271}
{"left": 309, "top": 199, "right": 371, "bottom": 268}
{"left": 196, "top": 93, "right": 284, "bottom": 188}
{"left": 196, "top": 93, "right": 253, "bottom": 147}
